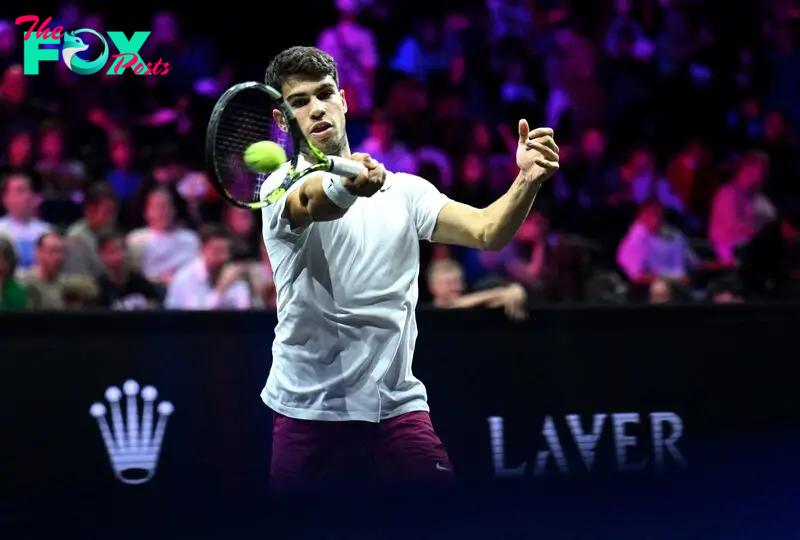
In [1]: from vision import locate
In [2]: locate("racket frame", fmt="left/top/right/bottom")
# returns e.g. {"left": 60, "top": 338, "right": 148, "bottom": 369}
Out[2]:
{"left": 206, "top": 81, "right": 340, "bottom": 210}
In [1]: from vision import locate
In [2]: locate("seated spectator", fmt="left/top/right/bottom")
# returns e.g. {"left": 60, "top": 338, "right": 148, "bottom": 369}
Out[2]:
{"left": 0, "top": 125, "right": 37, "bottom": 186}
{"left": 96, "top": 231, "right": 162, "bottom": 310}
{"left": 106, "top": 131, "right": 143, "bottom": 202}
{"left": 223, "top": 205, "right": 260, "bottom": 262}
{"left": 648, "top": 278, "right": 673, "bottom": 304}
{"left": 165, "top": 224, "right": 251, "bottom": 310}
{"left": 18, "top": 232, "right": 66, "bottom": 309}
{"left": 479, "top": 211, "right": 585, "bottom": 302}
{"left": 357, "top": 110, "right": 417, "bottom": 174}
{"left": 126, "top": 186, "right": 200, "bottom": 285}
{"left": 709, "top": 151, "right": 777, "bottom": 264}
{"left": 427, "top": 258, "right": 528, "bottom": 321}
{"left": 737, "top": 200, "right": 800, "bottom": 301}
{"left": 607, "top": 148, "right": 685, "bottom": 214}
{"left": 0, "top": 236, "right": 25, "bottom": 309}
{"left": 62, "top": 182, "right": 118, "bottom": 277}
{"left": 617, "top": 200, "right": 699, "bottom": 284}
{"left": 0, "top": 174, "right": 50, "bottom": 271}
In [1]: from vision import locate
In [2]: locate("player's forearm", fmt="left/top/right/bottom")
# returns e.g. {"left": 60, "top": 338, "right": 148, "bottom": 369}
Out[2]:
{"left": 480, "top": 173, "right": 543, "bottom": 251}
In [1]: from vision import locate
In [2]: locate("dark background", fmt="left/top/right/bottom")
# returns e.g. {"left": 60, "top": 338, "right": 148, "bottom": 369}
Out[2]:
{"left": 0, "top": 305, "right": 798, "bottom": 537}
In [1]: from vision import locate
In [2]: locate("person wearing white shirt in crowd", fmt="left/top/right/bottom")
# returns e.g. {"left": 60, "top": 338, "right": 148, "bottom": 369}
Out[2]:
{"left": 126, "top": 186, "right": 200, "bottom": 285}
{"left": 259, "top": 47, "right": 559, "bottom": 496}
{"left": 617, "top": 199, "right": 699, "bottom": 284}
{"left": 0, "top": 174, "right": 50, "bottom": 271}
{"left": 165, "top": 224, "right": 251, "bottom": 310}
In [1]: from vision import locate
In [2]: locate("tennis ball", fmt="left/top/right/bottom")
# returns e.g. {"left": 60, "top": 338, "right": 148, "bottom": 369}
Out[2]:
{"left": 243, "top": 141, "right": 287, "bottom": 173}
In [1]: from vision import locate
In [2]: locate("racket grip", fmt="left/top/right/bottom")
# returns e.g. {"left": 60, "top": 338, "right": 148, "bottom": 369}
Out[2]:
{"left": 327, "top": 156, "right": 366, "bottom": 178}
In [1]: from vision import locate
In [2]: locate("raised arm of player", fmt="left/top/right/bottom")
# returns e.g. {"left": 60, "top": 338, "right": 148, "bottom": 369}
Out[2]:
{"left": 432, "top": 121, "right": 559, "bottom": 251}
{"left": 282, "top": 153, "right": 386, "bottom": 230}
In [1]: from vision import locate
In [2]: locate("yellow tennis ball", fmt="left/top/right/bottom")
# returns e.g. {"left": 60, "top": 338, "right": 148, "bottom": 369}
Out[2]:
{"left": 243, "top": 141, "right": 287, "bottom": 173}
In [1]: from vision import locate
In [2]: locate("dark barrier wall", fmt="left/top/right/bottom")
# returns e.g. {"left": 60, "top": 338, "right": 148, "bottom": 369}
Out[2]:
{"left": 1, "top": 306, "right": 799, "bottom": 534}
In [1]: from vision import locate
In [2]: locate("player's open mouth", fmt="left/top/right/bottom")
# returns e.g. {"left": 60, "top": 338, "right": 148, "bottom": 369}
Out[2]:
{"left": 310, "top": 123, "right": 333, "bottom": 136}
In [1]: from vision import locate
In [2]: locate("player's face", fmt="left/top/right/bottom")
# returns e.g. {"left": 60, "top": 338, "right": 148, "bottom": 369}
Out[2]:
{"left": 279, "top": 76, "right": 348, "bottom": 156}
{"left": 100, "top": 239, "right": 126, "bottom": 270}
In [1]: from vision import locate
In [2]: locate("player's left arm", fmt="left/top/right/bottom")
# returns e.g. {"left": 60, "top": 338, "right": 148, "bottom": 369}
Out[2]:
{"left": 432, "top": 122, "right": 559, "bottom": 251}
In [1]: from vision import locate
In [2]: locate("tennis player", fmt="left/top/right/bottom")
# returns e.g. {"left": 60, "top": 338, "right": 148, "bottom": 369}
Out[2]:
{"left": 260, "top": 46, "right": 559, "bottom": 496}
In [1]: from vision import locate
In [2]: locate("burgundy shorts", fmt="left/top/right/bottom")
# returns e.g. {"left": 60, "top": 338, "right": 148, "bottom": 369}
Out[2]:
{"left": 270, "top": 410, "right": 454, "bottom": 497}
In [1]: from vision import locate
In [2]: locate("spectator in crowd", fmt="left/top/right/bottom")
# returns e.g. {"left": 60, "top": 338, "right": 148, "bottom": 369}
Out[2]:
{"left": 62, "top": 183, "right": 119, "bottom": 277}
{"left": 222, "top": 205, "right": 260, "bottom": 262}
{"left": 126, "top": 186, "right": 200, "bottom": 285}
{"left": 479, "top": 210, "right": 584, "bottom": 302}
{"left": 709, "top": 151, "right": 777, "bottom": 264}
{"left": 648, "top": 277, "right": 673, "bottom": 305}
{"left": 0, "top": 174, "right": 50, "bottom": 271}
{"left": 427, "top": 258, "right": 529, "bottom": 321}
{"left": 95, "top": 232, "right": 162, "bottom": 310}
{"left": 106, "top": 132, "right": 143, "bottom": 203}
{"left": 617, "top": 199, "right": 698, "bottom": 284}
{"left": 738, "top": 200, "right": 800, "bottom": 300}
{"left": 357, "top": 110, "right": 417, "bottom": 173}
{"left": 607, "top": 147, "right": 685, "bottom": 214}
{"left": 0, "top": 125, "right": 36, "bottom": 184}
{"left": 317, "top": 0, "right": 379, "bottom": 120}
{"left": 0, "top": 236, "right": 25, "bottom": 309}
{"left": 2, "top": 1, "right": 800, "bottom": 311}
{"left": 19, "top": 232, "right": 66, "bottom": 310}
{"left": 165, "top": 224, "right": 251, "bottom": 310}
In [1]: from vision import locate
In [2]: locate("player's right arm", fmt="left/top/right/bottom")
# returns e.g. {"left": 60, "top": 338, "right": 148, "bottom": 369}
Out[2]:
{"left": 282, "top": 154, "right": 386, "bottom": 230}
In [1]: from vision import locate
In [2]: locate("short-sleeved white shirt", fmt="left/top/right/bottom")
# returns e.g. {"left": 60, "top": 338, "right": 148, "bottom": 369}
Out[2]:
{"left": 260, "top": 158, "right": 449, "bottom": 422}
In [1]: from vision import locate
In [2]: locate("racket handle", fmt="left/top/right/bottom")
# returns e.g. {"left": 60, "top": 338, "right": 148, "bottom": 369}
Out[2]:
{"left": 327, "top": 156, "right": 366, "bottom": 178}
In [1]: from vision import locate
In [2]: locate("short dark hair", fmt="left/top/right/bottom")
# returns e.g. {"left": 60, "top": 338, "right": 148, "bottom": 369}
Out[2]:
{"left": 36, "top": 231, "right": 61, "bottom": 249}
{"left": 199, "top": 223, "right": 229, "bottom": 246}
{"left": 264, "top": 46, "right": 339, "bottom": 92}
{"left": 0, "top": 173, "right": 31, "bottom": 197}
{"left": 85, "top": 182, "right": 117, "bottom": 208}
{"left": 97, "top": 230, "right": 125, "bottom": 251}
{"left": 0, "top": 236, "right": 17, "bottom": 278}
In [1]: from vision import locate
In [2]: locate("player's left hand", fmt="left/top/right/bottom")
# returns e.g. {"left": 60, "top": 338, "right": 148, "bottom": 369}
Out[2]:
{"left": 516, "top": 121, "right": 559, "bottom": 184}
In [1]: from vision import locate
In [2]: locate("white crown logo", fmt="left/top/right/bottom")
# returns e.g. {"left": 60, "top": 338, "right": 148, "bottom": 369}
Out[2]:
{"left": 89, "top": 379, "right": 174, "bottom": 485}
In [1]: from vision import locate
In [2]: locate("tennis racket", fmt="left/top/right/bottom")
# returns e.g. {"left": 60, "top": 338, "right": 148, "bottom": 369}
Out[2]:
{"left": 205, "top": 81, "right": 366, "bottom": 210}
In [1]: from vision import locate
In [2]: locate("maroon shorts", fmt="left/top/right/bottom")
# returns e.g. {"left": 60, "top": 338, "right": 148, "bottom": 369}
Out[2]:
{"left": 270, "top": 410, "right": 454, "bottom": 497}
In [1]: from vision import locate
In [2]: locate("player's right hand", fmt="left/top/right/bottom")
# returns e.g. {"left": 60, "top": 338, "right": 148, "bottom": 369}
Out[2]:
{"left": 344, "top": 153, "right": 386, "bottom": 197}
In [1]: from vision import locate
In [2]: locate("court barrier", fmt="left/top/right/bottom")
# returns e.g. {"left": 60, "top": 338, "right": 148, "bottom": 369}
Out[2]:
{"left": 0, "top": 305, "right": 798, "bottom": 529}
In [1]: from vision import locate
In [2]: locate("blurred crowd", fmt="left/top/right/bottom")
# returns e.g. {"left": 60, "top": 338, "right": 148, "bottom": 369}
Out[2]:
{"left": 1, "top": 0, "right": 800, "bottom": 313}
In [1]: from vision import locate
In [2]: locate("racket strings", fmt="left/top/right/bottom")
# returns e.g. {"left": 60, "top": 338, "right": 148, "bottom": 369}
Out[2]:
{"left": 214, "top": 95, "right": 292, "bottom": 202}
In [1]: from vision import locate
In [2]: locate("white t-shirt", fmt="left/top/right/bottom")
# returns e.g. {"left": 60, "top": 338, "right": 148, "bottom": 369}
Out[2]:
{"left": 260, "top": 160, "right": 450, "bottom": 422}
{"left": 126, "top": 227, "right": 200, "bottom": 282}
{"left": 0, "top": 217, "right": 51, "bottom": 271}
{"left": 165, "top": 258, "right": 252, "bottom": 310}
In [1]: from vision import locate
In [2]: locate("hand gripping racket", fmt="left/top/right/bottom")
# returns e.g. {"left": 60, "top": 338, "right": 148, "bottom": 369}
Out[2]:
{"left": 205, "top": 81, "right": 366, "bottom": 210}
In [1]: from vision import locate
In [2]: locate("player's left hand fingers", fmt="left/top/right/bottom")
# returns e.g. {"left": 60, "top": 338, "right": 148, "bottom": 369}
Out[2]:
{"left": 525, "top": 140, "right": 559, "bottom": 162}
{"left": 534, "top": 157, "right": 560, "bottom": 171}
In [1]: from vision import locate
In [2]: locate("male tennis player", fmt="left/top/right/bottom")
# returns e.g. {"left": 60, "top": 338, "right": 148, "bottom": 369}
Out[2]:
{"left": 260, "top": 46, "right": 559, "bottom": 496}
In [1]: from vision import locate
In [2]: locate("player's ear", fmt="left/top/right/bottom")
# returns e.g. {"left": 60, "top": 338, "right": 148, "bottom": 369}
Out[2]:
{"left": 272, "top": 109, "right": 288, "bottom": 132}
{"left": 339, "top": 89, "right": 348, "bottom": 114}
